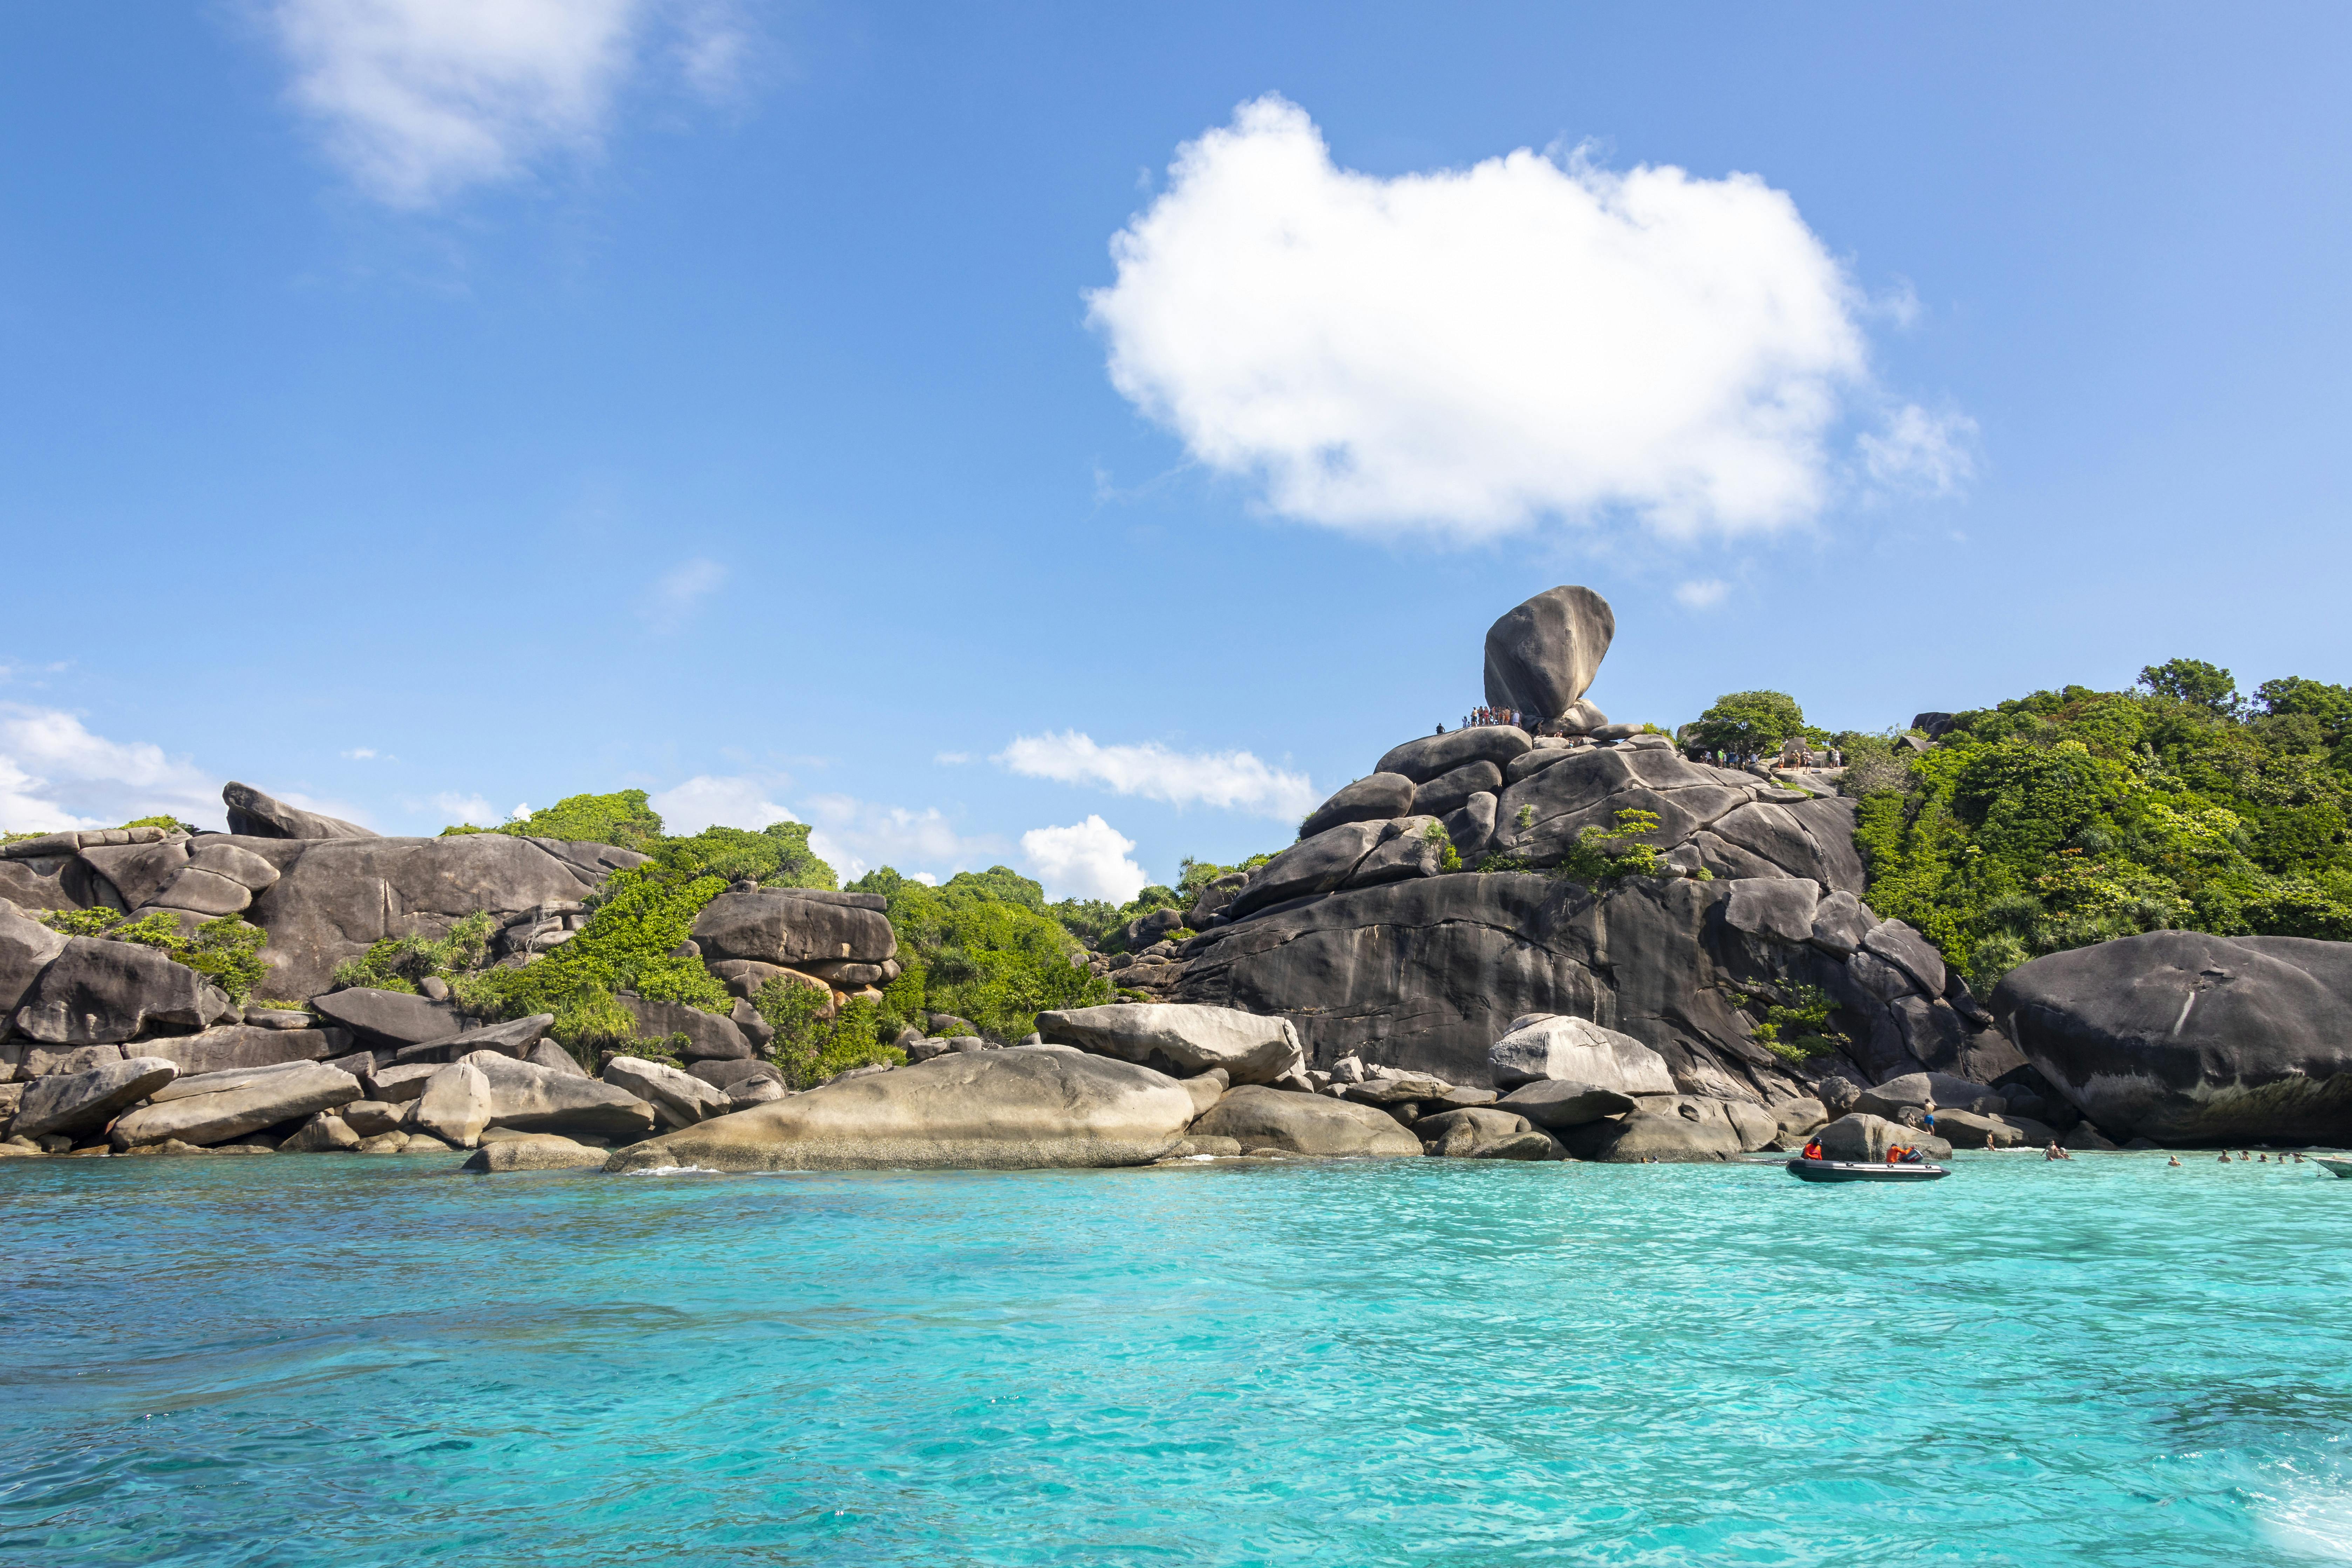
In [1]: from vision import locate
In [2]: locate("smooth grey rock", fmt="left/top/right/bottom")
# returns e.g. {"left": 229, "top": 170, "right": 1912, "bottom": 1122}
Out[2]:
{"left": 602, "top": 1055, "right": 731, "bottom": 1126}
{"left": 242, "top": 832, "right": 634, "bottom": 1001}
{"left": 413, "top": 1061, "right": 493, "bottom": 1147}
{"left": 142, "top": 867, "right": 252, "bottom": 918}
{"left": 1845, "top": 951, "right": 1920, "bottom": 1006}
{"left": 1444, "top": 793, "right": 1500, "bottom": 863}
{"left": 280, "top": 1112, "right": 361, "bottom": 1152}
{"left": 617, "top": 996, "right": 750, "bottom": 1062}
{"left": 466, "top": 1052, "right": 657, "bottom": 1141}
{"left": 1505, "top": 747, "right": 1583, "bottom": 785}
{"left": 245, "top": 1009, "right": 314, "bottom": 1030}
{"left": 1299, "top": 774, "right": 1418, "bottom": 839}
{"left": 1226, "top": 821, "right": 1389, "bottom": 920}
{"left": 525, "top": 1037, "right": 586, "bottom": 1077}
{"left": 1557, "top": 1101, "right": 1749, "bottom": 1163}
{"left": 1037, "top": 1003, "right": 1301, "bottom": 1085}
{"left": 1492, "top": 1079, "right": 1637, "bottom": 1129}
{"left": 1342, "top": 817, "right": 1447, "bottom": 888}
{"left": 401, "top": 1132, "right": 454, "bottom": 1153}
{"left": 1412, "top": 760, "right": 1505, "bottom": 820}
{"left": 78, "top": 841, "right": 192, "bottom": 910}
{"left": 1816, "top": 1112, "right": 1952, "bottom": 1162}
{"left": 1807, "top": 891, "right": 1877, "bottom": 955}
{"left": 340, "top": 1100, "right": 404, "bottom": 1137}
{"left": 1179, "top": 1067, "right": 1230, "bottom": 1118}
{"left": 1482, "top": 585, "right": 1614, "bottom": 720}
{"left": 222, "top": 782, "right": 377, "bottom": 840}
{"left": 1413, "top": 1105, "right": 1563, "bottom": 1159}
{"left": 604, "top": 1049, "right": 1197, "bottom": 1172}
{"left": 1488, "top": 1016, "right": 1675, "bottom": 1093}
{"left": 1930, "top": 1109, "right": 2027, "bottom": 1149}
{"left": 312, "top": 988, "right": 459, "bottom": 1048}
{"left": 1773, "top": 1097, "right": 1830, "bottom": 1137}
{"left": 730, "top": 997, "right": 776, "bottom": 1052}
{"left": 1723, "top": 880, "right": 1820, "bottom": 946}
{"left": 12, "top": 937, "right": 220, "bottom": 1044}
{"left": 1188, "top": 1084, "right": 1423, "bottom": 1158}
{"left": 408, "top": 1013, "right": 554, "bottom": 1062}
{"left": 363, "top": 1061, "right": 439, "bottom": 1103}
{"left": 1375, "top": 727, "right": 1533, "bottom": 785}
{"left": 1560, "top": 699, "right": 1608, "bottom": 731}
{"left": 1339, "top": 1074, "right": 1494, "bottom": 1111}
{"left": 136, "top": 1025, "right": 333, "bottom": 1077}
{"left": 691, "top": 892, "right": 897, "bottom": 967}
{"left": 14, "top": 1056, "right": 177, "bottom": 1140}
{"left": 1862, "top": 920, "right": 1948, "bottom": 999}
{"left": 464, "top": 1133, "right": 607, "bottom": 1172}
{"left": 113, "top": 1061, "right": 360, "bottom": 1147}
{"left": 1993, "top": 931, "right": 2352, "bottom": 1143}
{"left": 19, "top": 1043, "right": 125, "bottom": 1077}
{"left": 188, "top": 840, "right": 283, "bottom": 892}
{"left": 728, "top": 1077, "right": 788, "bottom": 1111}
{"left": 0, "top": 901, "right": 69, "bottom": 1017}
{"left": 686, "top": 1057, "right": 780, "bottom": 1092}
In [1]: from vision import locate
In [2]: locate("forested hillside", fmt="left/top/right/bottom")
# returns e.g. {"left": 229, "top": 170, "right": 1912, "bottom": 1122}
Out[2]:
{"left": 1846, "top": 660, "right": 2352, "bottom": 990}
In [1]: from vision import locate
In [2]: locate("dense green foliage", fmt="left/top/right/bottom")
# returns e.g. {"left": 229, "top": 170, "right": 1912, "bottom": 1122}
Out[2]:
{"left": 1057, "top": 853, "right": 1279, "bottom": 950}
{"left": 452, "top": 858, "right": 734, "bottom": 1021}
{"left": 37, "top": 908, "right": 271, "bottom": 1003}
{"left": 331, "top": 912, "right": 496, "bottom": 994}
{"left": 1745, "top": 983, "right": 1846, "bottom": 1062}
{"left": 755, "top": 979, "right": 900, "bottom": 1088}
{"left": 1853, "top": 666, "right": 2352, "bottom": 992}
{"left": 850, "top": 865, "right": 1110, "bottom": 1039}
{"left": 1554, "top": 808, "right": 1670, "bottom": 884}
{"left": 1685, "top": 691, "right": 1812, "bottom": 760}
{"left": 439, "top": 791, "right": 836, "bottom": 890}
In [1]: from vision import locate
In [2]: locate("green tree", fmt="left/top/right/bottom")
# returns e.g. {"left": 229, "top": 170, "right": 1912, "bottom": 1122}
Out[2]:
{"left": 2137, "top": 659, "right": 2241, "bottom": 717}
{"left": 1686, "top": 691, "right": 1808, "bottom": 759}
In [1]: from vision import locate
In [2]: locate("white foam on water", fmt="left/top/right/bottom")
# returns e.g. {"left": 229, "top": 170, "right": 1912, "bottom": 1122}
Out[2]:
{"left": 2255, "top": 1464, "right": 2352, "bottom": 1561}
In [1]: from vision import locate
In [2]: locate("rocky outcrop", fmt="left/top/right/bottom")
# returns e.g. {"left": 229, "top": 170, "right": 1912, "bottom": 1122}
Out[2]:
{"left": 464, "top": 1133, "right": 608, "bottom": 1172}
{"left": 466, "top": 1052, "right": 658, "bottom": 1141}
{"left": 1492, "top": 1079, "right": 1638, "bottom": 1129}
{"left": 1036, "top": 1003, "right": 1301, "bottom": 1085}
{"left": 604, "top": 1049, "right": 1196, "bottom": 1172}
{"left": 414, "top": 1061, "right": 493, "bottom": 1147}
{"left": 0, "top": 901, "right": 68, "bottom": 1017}
{"left": 1488, "top": 1016, "right": 1674, "bottom": 1093}
{"left": 1412, "top": 1105, "right": 1562, "bottom": 1159}
{"left": 691, "top": 890, "right": 895, "bottom": 968}
{"left": 1298, "top": 774, "right": 1417, "bottom": 838}
{"left": 1994, "top": 931, "right": 2352, "bottom": 1144}
{"left": 14, "top": 1056, "right": 177, "bottom": 1141}
{"left": 602, "top": 1055, "right": 730, "bottom": 1128}
{"left": 135, "top": 1025, "right": 337, "bottom": 1076}
{"left": 1188, "top": 1085, "right": 1422, "bottom": 1158}
{"left": 1816, "top": 1112, "right": 1952, "bottom": 1162}
{"left": 312, "top": 987, "right": 459, "bottom": 1047}
{"left": 223, "top": 782, "right": 377, "bottom": 840}
{"left": 13, "top": 937, "right": 229, "bottom": 1044}
{"left": 1483, "top": 586, "right": 1614, "bottom": 721}
{"left": 113, "top": 1061, "right": 361, "bottom": 1148}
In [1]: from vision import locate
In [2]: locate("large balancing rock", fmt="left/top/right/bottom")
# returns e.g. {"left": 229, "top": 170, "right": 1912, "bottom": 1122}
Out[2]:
{"left": 691, "top": 890, "right": 897, "bottom": 967}
{"left": 1993, "top": 931, "right": 2352, "bottom": 1144}
{"left": 1483, "top": 586, "right": 1615, "bottom": 720}
{"left": 1036, "top": 1002, "right": 1301, "bottom": 1085}
{"left": 603, "top": 1049, "right": 1195, "bottom": 1172}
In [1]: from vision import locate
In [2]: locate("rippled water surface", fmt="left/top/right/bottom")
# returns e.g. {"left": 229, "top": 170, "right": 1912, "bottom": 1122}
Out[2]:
{"left": 5, "top": 1150, "right": 2352, "bottom": 1565}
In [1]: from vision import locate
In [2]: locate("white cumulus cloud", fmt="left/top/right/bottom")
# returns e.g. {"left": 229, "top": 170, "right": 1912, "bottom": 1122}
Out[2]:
{"left": 640, "top": 556, "right": 727, "bottom": 630}
{"left": 0, "top": 704, "right": 224, "bottom": 833}
{"left": 647, "top": 775, "right": 795, "bottom": 836}
{"left": 1088, "top": 94, "right": 1932, "bottom": 543}
{"left": 798, "top": 795, "right": 1003, "bottom": 884}
{"left": 994, "top": 732, "right": 1316, "bottom": 821}
{"left": 432, "top": 791, "right": 502, "bottom": 826}
{"left": 1022, "top": 816, "right": 1149, "bottom": 904}
{"left": 1673, "top": 579, "right": 1730, "bottom": 611}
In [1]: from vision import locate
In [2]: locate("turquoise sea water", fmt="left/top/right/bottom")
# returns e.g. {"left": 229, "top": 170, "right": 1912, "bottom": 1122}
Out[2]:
{"left": 4, "top": 1151, "right": 2351, "bottom": 1566}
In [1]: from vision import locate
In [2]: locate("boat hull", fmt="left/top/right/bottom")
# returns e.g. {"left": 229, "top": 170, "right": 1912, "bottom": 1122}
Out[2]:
{"left": 1784, "top": 1158, "right": 1949, "bottom": 1183}
{"left": 2314, "top": 1157, "right": 2352, "bottom": 1180}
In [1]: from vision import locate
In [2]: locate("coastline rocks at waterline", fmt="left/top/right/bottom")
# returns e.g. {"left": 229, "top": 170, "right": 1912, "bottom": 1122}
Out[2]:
{"left": 1488, "top": 1016, "right": 1676, "bottom": 1094}
{"left": 1491, "top": 1079, "right": 1638, "bottom": 1130}
{"left": 14, "top": 1056, "right": 178, "bottom": 1141}
{"left": 112, "top": 1060, "right": 362, "bottom": 1150}
{"left": 1412, "top": 1106, "right": 1563, "bottom": 1160}
{"left": 1814, "top": 1112, "right": 1953, "bottom": 1162}
{"left": 465, "top": 1052, "right": 657, "bottom": 1141}
{"left": 1036, "top": 1003, "right": 1302, "bottom": 1085}
{"left": 605, "top": 1049, "right": 1199, "bottom": 1172}
{"left": 1995, "top": 931, "right": 2352, "bottom": 1145}
{"left": 602, "top": 1055, "right": 730, "bottom": 1128}
{"left": 1188, "top": 1085, "right": 1424, "bottom": 1158}
{"left": 464, "top": 1133, "right": 608, "bottom": 1172}
{"left": 1555, "top": 1096, "right": 1777, "bottom": 1163}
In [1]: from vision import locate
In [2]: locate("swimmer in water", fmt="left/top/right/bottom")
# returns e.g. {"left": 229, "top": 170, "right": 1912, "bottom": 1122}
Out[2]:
{"left": 2168, "top": 1155, "right": 2181, "bottom": 1167}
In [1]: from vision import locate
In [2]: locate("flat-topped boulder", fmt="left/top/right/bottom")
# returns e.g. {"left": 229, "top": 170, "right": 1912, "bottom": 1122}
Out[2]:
{"left": 113, "top": 1060, "right": 361, "bottom": 1148}
{"left": 1188, "top": 1085, "right": 1423, "bottom": 1158}
{"left": 1036, "top": 1003, "right": 1301, "bottom": 1085}
{"left": 466, "top": 1052, "right": 657, "bottom": 1141}
{"left": 604, "top": 1050, "right": 1195, "bottom": 1172}
{"left": 691, "top": 891, "right": 896, "bottom": 967}
{"left": 14, "top": 1056, "right": 178, "bottom": 1141}
{"left": 313, "top": 988, "right": 460, "bottom": 1047}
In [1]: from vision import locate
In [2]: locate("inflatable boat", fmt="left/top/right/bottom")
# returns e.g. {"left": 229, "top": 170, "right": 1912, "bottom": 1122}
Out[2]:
{"left": 2313, "top": 1156, "right": 2352, "bottom": 1179}
{"left": 1784, "top": 1156, "right": 1949, "bottom": 1183}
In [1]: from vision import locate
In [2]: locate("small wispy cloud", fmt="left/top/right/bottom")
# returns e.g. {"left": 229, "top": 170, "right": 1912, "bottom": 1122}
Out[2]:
{"left": 1673, "top": 579, "right": 1730, "bottom": 611}
{"left": 640, "top": 557, "right": 727, "bottom": 630}
{"left": 433, "top": 791, "right": 501, "bottom": 827}
{"left": 933, "top": 751, "right": 972, "bottom": 765}
{"left": 1859, "top": 405, "right": 1978, "bottom": 496}
{"left": 798, "top": 794, "right": 1004, "bottom": 884}
{"left": 995, "top": 731, "right": 1316, "bottom": 821}
{"left": 342, "top": 746, "right": 395, "bottom": 761}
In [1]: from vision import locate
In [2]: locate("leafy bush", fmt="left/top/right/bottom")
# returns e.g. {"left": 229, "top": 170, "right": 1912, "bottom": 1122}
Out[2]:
{"left": 1850, "top": 670, "right": 2352, "bottom": 990}
{"left": 756, "top": 980, "right": 903, "bottom": 1088}
{"left": 330, "top": 912, "right": 497, "bottom": 994}
{"left": 36, "top": 908, "right": 272, "bottom": 1003}
{"left": 454, "top": 858, "right": 733, "bottom": 1027}
{"left": 851, "top": 865, "right": 1110, "bottom": 1039}
{"left": 1420, "top": 819, "right": 1462, "bottom": 872}
{"left": 1554, "top": 809, "right": 1668, "bottom": 885}
{"left": 1747, "top": 984, "right": 1846, "bottom": 1063}
{"left": 36, "top": 907, "right": 128, "bottom": 938}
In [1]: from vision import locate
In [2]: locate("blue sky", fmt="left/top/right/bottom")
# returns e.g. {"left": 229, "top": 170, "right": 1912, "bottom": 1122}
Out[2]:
{"left": 4, "top": 2, "right": 2348, "bottom": 898}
